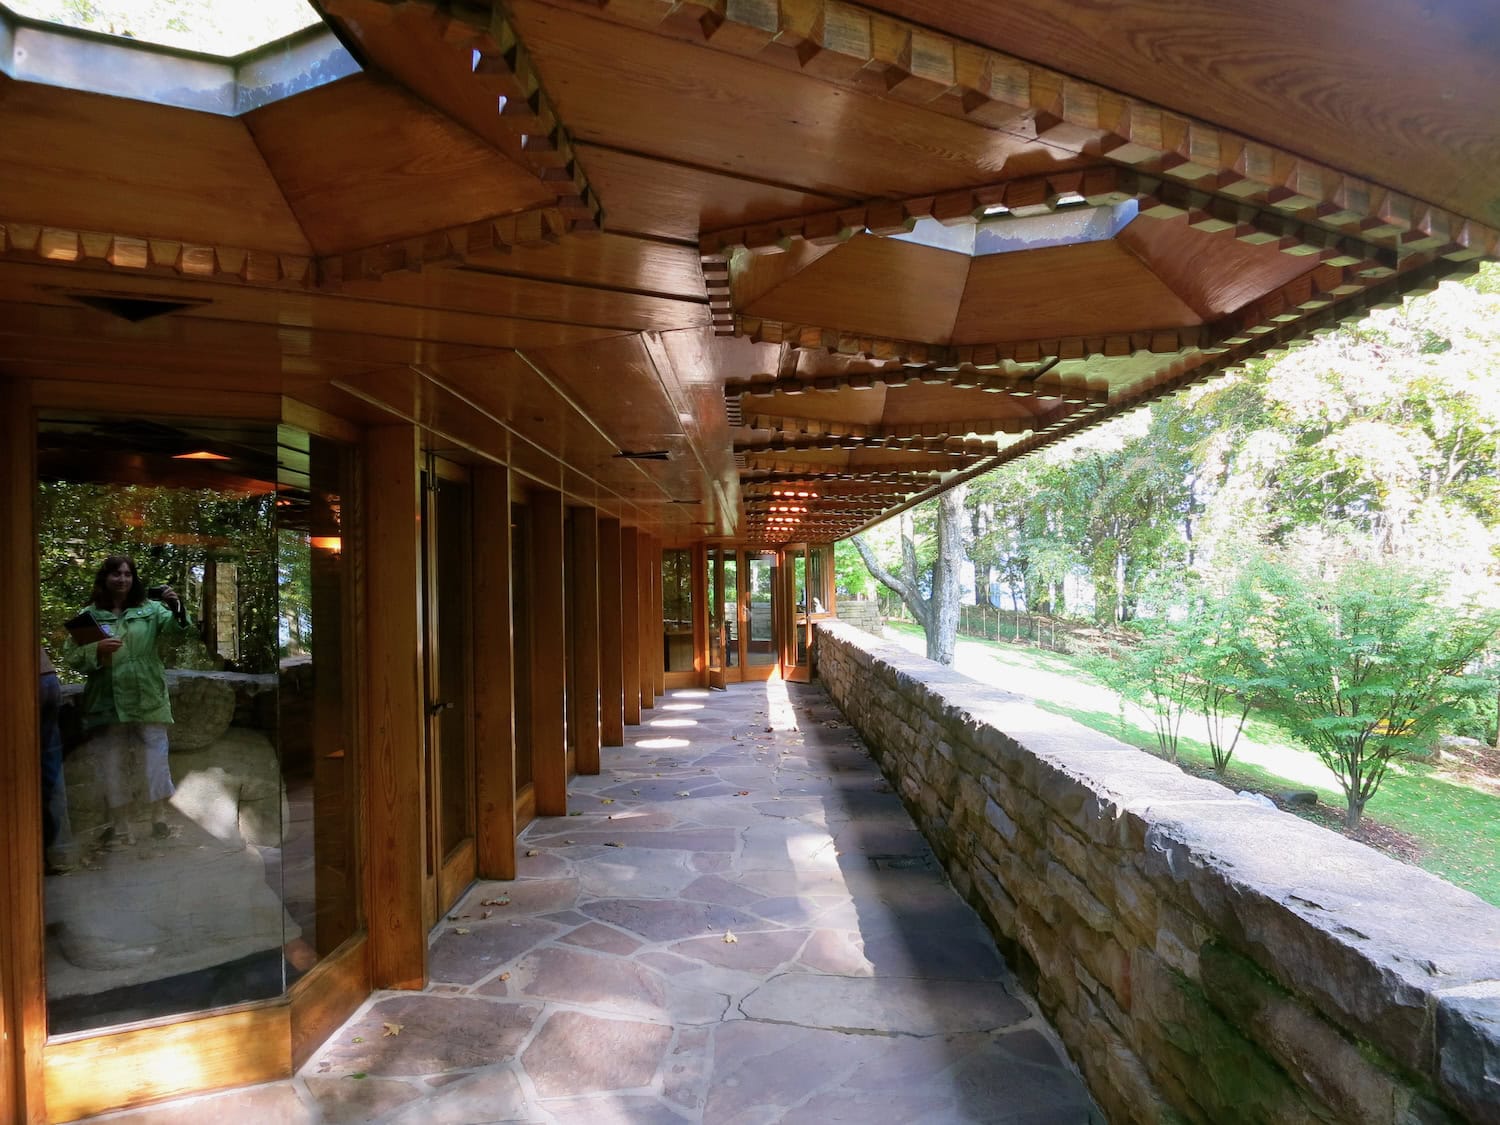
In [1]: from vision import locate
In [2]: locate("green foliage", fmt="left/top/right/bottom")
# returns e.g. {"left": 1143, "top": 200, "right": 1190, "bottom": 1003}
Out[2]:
{"left": 1251, "top": 558, "right": 1500, "bottom": 828}
{"left": 38, "top": 481, "right": 278, "bottom": 675}
{"left": 1089, "top": 619, "right": 1196, "bottom": 763}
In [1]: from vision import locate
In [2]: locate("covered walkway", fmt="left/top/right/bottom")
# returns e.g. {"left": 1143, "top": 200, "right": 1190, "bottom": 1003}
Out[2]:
{"left": 84, "top": 681, "right": 1097, "bottom": 1124}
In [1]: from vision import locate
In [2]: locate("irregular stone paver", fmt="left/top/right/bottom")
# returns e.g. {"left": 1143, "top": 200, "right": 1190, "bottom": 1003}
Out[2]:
{"left": 741, "top": 973, "right": 1029, "bottom": 1035}
{"left": 75, "top": 681, "right": 1097, "bottom": 1124}
{"left": 521, "top": 1011, "right": 674, "bottom": 1096}
{"left": 314, "top": 995, "right": 541, "bottom": 1076}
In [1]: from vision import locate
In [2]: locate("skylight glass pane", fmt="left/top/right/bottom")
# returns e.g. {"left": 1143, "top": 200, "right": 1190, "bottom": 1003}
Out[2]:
{"left": 886, "top": 199, "right": 1141, "bottom": 258}
{"left": 7, "top": 0, "right": 323, "bottom": 57}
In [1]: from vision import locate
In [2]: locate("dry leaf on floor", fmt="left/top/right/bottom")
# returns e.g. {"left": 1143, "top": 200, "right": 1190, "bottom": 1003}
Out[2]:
{"left": 481, "top": 897, "right": 511, "bottom": 907}
{"left": 722, "top": 930, "right": 738, "bottom": 944}
{"left": 604, "top": 841, "right": 623, "bottom": 847}
{"left": 736, "top": 791, "right": 750, "bottom": 796}
{"left": 382, "top": 1022, "right": 402, "bottom": 1038}
{"left": 525, "top": 849, "right": 539, "bottom": 857}
{"left": 351, "top": 1037, "right": 363, "bottom": 1044}
{"left": 568, "top": 810, "right": 582, "bottom": 816}
{"left": 564, "top": 839, "right": 575, "bottom": 845}
{"left": 499, "top": 972, "right": 511, "bottom": 981}
{"left": 481, "top": 911, "right": 493, "bottom": 920}
{"left": 675, "top": 791, "right": 691, "bottom": 798}
{"left": 600, "top": 798, "right": 615, "bottom": 804}
{"left": 455, "top": 927, "right": 471, "bottom": 935}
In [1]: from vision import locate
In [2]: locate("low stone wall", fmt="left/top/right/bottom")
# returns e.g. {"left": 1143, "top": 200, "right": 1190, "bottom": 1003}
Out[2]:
{"left": 835, "top": 597, "right": 883, "bottom": 634}
{"left": 815, "top": 620, "right": 1500, "bottom": 1125}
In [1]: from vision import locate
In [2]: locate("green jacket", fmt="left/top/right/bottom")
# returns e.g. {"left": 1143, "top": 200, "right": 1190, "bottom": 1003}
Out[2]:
{"left": 63, "top": 601, "right": 192, "bottom": 730}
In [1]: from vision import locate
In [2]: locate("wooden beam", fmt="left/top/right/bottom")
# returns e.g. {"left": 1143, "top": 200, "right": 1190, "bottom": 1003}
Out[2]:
{"left": 528, "top": 486, "right": 568, "bottom": 817}
{"left": 363, "top": 424, "right": 426, "bottom": 990}
{"left": 597, "top": 516, "right": 626, "bottom": 746}
{"left": 316, "top": 204, "right": 582, "bottom": 289}
{"left": 0, "top": 219, "right": 313, "bottom": 290}
{"left": 568, "top": 506, "right": 602, "bottom": 776}
{"left": 472, "top": 464, "right": 517, "bottom": 880}
{"left": 620, "top": 525, "right": 643, "bottom": 726}
{"left": 729, "top": 317, "right": 1214, "bottom": 381}
{"left": 0, "top": 378, "right": 43, "bottom": 1125}
{"left": 735, "top": 435, "right": 1005, "bottom": 456}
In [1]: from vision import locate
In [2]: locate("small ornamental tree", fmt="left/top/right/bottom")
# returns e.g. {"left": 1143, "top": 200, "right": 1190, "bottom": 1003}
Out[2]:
{"left": 1091, "top": 616, "right": 1197, "bottom": 763}
{"left": 1255, "top": 559, "right": 1500, "bottom": 829}
{"left": 1192, "top": 580, "right": 1271, "bottom": 775}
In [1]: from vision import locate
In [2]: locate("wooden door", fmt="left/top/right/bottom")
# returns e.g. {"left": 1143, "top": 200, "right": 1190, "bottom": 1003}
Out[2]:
{"left": 781, "top": 543, "right": 813, "bottom": 683}
{"left": 420, "top": 457, "right": 476, "bottom": 927}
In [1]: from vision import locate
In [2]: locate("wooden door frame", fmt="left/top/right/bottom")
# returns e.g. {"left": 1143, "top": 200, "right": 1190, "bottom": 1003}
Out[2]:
{"left": 421, "top": 454, "right": 478, "bottom": 925}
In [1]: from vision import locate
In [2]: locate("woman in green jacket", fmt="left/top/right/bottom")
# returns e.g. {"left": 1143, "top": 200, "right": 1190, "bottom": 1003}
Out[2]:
{"left": 63, "top": 555, "right": 191, "bottom": 846}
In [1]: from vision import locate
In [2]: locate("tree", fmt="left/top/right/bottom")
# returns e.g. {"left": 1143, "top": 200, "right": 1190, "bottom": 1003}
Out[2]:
{"left": 853, "top": 483, "right": 969, "bottom": 664}
{"left": 1254, "top": 559, "right": 1500, "bottom": 828}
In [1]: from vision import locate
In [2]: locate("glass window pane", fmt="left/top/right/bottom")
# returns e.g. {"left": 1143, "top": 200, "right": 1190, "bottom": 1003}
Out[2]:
{"left": 663, "top": 548, "right": 693, "bottom": 673}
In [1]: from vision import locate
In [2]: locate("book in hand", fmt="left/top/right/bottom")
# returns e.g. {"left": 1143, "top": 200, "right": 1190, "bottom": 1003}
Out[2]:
{"left": 63, "top": 610, "right": 113, "bottom": 646}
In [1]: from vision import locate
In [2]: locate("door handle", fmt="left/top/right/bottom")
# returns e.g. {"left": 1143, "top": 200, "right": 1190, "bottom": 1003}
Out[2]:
{"left": 427, "top": 700, "right": 454, "bottom": 716}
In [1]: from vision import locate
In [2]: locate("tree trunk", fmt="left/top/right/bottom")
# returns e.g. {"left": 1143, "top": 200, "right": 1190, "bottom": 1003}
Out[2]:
{"left": 852, "top": 485, "right": 968, "bottom": 665}
{"left": 1344, "top": 796, "right": 1365, "bottom": 830}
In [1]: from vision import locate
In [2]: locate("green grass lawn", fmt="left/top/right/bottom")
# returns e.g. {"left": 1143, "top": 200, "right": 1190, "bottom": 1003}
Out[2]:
{"left": 883, "top": 621, "right": 1500, "bottom": 907}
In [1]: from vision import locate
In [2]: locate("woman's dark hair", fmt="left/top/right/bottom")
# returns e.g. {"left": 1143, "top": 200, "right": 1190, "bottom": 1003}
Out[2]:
{"left": 90, "top": 555, "right": 145, "bottom": 610}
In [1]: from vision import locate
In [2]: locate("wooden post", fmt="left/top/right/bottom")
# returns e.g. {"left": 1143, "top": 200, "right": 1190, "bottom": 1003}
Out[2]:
{"left": 568, "top": 507, "right": 601, "bottom": 775}
{"left": 597, "top": 517, "right": 625, "bottom": 746}
{"left": 363, "top": 424, "right": 426, "bottom": 990}
{"left": 472, "top": 465, "right": 516, "bottom": 880}
{"left": 620, "top": 526, "right": 642, "bottom": 725}
{"left": 638, "top": 533, "right": 656, "bottom": 711}
{"left": 0, "top": 379, "right": 44, "bottom": 1124}
{"left": 529, "top": 488, "right": 567, "bottom": 816}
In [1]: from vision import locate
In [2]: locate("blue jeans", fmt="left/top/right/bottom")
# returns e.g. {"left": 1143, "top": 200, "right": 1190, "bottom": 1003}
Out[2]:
{"left": 39, "top": 671, "right": 62, "bottom": 847}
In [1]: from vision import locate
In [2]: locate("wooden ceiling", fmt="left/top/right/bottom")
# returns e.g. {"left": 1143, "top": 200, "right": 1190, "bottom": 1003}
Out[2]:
{"left": 0, "top": 0, "right": 1494, "bottom": 543}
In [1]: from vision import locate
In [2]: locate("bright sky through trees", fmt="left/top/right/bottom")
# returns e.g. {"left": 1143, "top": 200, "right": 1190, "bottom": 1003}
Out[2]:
{"left": 9, "top": 0, "right": 321, "bottom": 55}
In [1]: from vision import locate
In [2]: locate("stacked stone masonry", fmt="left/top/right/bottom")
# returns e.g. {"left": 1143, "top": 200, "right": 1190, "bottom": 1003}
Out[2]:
{"left": 815, "top": 621, "right": 1500, "bottom": 1125}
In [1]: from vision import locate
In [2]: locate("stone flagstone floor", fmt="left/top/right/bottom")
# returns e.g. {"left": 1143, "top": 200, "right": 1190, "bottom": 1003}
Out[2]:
{"left": 83, "top": 680, "right": 1100, "bottom": 1124}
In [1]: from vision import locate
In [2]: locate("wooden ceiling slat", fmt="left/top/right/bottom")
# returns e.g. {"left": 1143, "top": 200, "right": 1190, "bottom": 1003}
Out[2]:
{"left": 510, "top": 0, "right": 1085, "bottom": 202}
{"left": 0, "top": 81, "right": 311, "bottom": 255}
{"left": 244, "top": 75, "right": 556, "bottom": 256}
{"left": 878, "top": 0, "right": 1500, "bottom": 228}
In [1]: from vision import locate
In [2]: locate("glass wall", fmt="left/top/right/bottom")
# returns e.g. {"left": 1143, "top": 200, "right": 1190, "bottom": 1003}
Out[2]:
{"left": 36, "top": 413, "right": 358, "bottom": 1034}
{"left": 662, "top": 548, "right": 694, "bottom": 673}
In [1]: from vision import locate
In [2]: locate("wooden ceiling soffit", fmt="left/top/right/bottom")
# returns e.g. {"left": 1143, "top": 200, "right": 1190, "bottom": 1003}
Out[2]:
{"left": 737, "top": 411, "right": 1056, "bottom": 440}
{"left": 595, "top": 0, "right": 1498, "bottom": 257}
{"left": 320, "top": 0, "right": 602, "bottom": 231}
{"left": 727, "top": 361, "right": 1114, "bottom": 403}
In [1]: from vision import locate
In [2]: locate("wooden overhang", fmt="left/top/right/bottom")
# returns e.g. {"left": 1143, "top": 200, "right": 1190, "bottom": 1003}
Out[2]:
{"left": 0, "top": 0, "right": 1495, "bottom": 544}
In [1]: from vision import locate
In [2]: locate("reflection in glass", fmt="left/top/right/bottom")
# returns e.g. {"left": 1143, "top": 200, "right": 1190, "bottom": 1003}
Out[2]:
{"left": 746, "top": 552, "right": 777, "bottom": 666}
{"left": 723, "top": 550, "right": 739, "bottom": 667}
{"left": 662, "top": 548, "right": 694, "bottom": 673}
{"left": 793, "top": 550, "right": 809, "bottom": 666}
{"left": 36, "top": 415, "right": 357, "bottom": 1035}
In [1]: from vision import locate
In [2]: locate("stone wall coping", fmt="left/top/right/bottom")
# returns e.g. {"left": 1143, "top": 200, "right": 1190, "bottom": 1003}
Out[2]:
{"left": 817, "top": 619, "right": 1500, "bottom": 1111}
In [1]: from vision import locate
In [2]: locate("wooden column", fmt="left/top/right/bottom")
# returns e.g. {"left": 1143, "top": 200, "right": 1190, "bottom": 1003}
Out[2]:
{"left": 364, "top": 424, "right": 426, "bottom": 990}
{"left": 651, "top": 539, "right": 666, "bottom": 695}
{"left": 472, "top": 465, "right": 516, "bottom": 880}
{"left": 620, "top": 526, "right": 642, "bottom": 725}
{"left": 529, "top": 488, "right": 568, "bottom": 816}
{"left": 0, "top": 379, "right": 43, "bottom": 1124}
{"left": 638, "top": 532, "right": 656, "bottom": 711}
{"left": 568, "top": 507, "right": 602, "bottom": 775}
{"left": 597, "top": 517, "right": 625, "bottom": 746}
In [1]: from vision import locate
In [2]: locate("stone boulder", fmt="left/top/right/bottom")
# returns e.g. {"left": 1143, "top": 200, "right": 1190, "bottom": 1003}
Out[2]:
{"left": 165, "top": 671, "right": 236, "bottom": 751}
